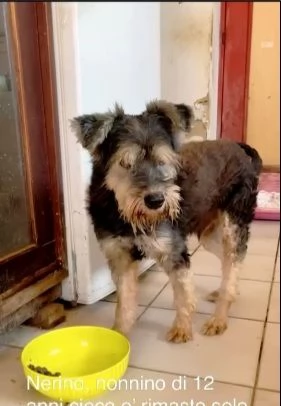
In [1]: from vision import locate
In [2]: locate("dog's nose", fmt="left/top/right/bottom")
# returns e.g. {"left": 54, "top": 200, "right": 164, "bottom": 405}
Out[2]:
{"left": 144, "top": 193, "right": 165, "bottom": 209}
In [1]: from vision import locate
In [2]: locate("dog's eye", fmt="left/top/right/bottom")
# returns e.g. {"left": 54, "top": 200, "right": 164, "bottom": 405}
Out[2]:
{"left": 120, "top": 160, "right": 131, "bottom": 170}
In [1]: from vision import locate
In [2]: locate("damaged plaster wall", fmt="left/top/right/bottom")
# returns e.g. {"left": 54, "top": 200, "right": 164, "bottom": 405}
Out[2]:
{"left": 160, "top": 2, "right": 213, "bottom": 139}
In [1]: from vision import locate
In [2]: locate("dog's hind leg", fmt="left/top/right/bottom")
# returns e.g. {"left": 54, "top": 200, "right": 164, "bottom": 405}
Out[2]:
{"left": 199, "top": 216, "right": 238, "bottom": 303}
{"left": 200, "top": 213, "right": 248, "bottom": 336}
{"left": 101, "top": 237, "right": 138, "bottom": 337}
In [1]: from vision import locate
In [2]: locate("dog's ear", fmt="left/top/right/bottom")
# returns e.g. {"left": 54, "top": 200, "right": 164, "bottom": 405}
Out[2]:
{"left": 145, "top": 100, "right": 194, "bottom": 149}
{"left": 174, "top": 103, "right": 194, "bottom": 132}
{"left": 70, "top": 104, "right": 124, "bottom": 154}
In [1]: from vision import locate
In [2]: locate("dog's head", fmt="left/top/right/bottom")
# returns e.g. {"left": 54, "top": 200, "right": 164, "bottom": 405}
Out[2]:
{"left": 71, "top": 100, "right": 193, "bottom": 232}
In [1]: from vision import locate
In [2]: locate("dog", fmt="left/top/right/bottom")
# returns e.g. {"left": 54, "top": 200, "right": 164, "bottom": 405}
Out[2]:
{"left": 71, "top": 100, "right": 262, "bottom": 343}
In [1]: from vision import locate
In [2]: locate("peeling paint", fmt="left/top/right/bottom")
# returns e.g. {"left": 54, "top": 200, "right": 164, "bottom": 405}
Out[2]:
{"left": 188, "top": 93, "right": 210, "bottom": 139}
{"left": 194, "top": 94, "right": 209, "bottom": 123}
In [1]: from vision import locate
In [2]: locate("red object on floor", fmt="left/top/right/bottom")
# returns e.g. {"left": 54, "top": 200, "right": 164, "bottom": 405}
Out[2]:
{"left": 255, "top": 172, "right": 280, "bottom": 221}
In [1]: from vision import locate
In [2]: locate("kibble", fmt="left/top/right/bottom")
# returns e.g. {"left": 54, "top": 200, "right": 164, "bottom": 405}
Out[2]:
{"left": 28, "top": 364, "right": 61, "bottom": 377}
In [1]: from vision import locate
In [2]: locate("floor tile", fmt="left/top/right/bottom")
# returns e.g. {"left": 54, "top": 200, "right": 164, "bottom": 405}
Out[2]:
{"left": 129, "top": 308, "right": 263, "bottom": 386}
{"left": 105, "top": 270, "right": 168, "bottom": 306}
{"left": 254, "top": 390, "right": 280, "bottom": 406}
{"left": 268, "top": 283, "right": 280, "bottom": 323}
{"left": 191, "top": 250, "right": 276, "bottom": 282}
{"left": 248, "top": 238, "right": 279, "bottom": 257}
{"left": 247, "top": 221, "right": 279, "bottom": 256}
{"left": 258, "top": 323, "right": 280, "bottom": 391}
{"left": 0, "top": 326, "right": 44, "bottom": 350}
{"left": 0, "top": 302, "right": 145, "bottom": 348}
{"left": 98, "top": 367, "right": 252, "bottom": 405}
{"left": 152, "top": 275, "right": 271, "bottom": 321}
{"left": 251, "top": 221, "right": 280, "bottom": 241}
{"left": 0, "top": 345, "right": 49, "bottom": 405}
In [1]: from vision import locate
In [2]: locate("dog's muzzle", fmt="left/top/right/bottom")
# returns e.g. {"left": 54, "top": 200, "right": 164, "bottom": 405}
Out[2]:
{"left": 144, "top": 192, "right": 165, "bottom": 210}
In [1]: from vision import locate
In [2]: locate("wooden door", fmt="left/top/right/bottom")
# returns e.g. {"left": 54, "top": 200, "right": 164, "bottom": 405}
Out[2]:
{"left": 217, "top": 2, "right": 280, "bottom": 221}
{"left": 218, "top": 2, "right": 280, "bottom": 167}
{"left": 0, "top": 3, "right": 66, "bottom": 308}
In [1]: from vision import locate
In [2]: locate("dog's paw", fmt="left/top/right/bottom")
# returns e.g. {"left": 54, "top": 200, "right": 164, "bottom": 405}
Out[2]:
{"left": 206, "top": 290, "right": 220, "bottom": 303}
{"left": 201, "top": 317, "right": 227, "bottom": 336}
{"left": 166, "top": 326, "right": 193, "bottom": 343}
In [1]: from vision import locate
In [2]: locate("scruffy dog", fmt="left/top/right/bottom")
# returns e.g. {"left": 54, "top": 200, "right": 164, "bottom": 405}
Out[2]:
{"left": 71, "top": 100, "right": 262, "bottom": 343}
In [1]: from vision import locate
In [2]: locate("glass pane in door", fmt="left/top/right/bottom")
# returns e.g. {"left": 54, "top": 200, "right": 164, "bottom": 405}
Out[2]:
{"left": 0, "top": 4, "right": 32, "bottom": 257}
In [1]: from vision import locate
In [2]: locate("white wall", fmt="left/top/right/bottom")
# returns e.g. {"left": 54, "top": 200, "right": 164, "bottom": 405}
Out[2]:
{"left": 53, "top": 3, "right": 160, "bottom": 303}
{"left": 78, "top": 2, "right": 161, "bottom": 181}
{"left": 160, "top": 2, "right": 214, "bottom": 138}
{"left": 77, "top": 2, "right": 161, "bottom": 303}
{"left": 78, "top": 2, "right": 160, "bottom": 115}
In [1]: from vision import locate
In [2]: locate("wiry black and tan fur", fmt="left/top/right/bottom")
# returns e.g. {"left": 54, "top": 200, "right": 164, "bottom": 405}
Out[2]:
{"left": 71, "top": 100, "right": 262, "bottom": 343}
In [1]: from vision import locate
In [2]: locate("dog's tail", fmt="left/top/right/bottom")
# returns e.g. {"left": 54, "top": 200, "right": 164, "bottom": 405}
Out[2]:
{"left": 237, "top": 142, "right": 263, "bottom": 175}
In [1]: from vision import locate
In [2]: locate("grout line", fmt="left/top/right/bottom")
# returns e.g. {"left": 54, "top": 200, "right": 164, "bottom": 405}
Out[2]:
{"left": 272, "top": 234, "right": 280, "bottom": 282}
{"left": 190, "top": 244, "right": 201, "bottom": 256}
{"left": 146, "top": 281, "right": 170, "bottom": 308}
{"left": 136, "top": 306, "right": 150, "bottom": 321}
{"left": 250, "top": 238, "right": 280, "bottom": 406}
{"left": 136, "top": 281, "right": 170, "bottom": 322}
{"left": 193, "top": 272, "right": 275, "bottom": 283}
{"left": 127, "top": 364, "right": 256, "bottom": 391}
{"left": 136, "top": 305, "right": 278, "bottom": 327}
{"left": 147, "top": 305, "right": 270, "bottom": 323}
{"left": 264, "top": 320, "right": 280, "bottom": 324}
{"left": 194, "top": 248, "right": 280, "bottom": 258}
{"left": 101, "top": 294, "right": 281, "bottom": 324}
{"left": 255, "top": 387, "right": 280, "bottom": 394}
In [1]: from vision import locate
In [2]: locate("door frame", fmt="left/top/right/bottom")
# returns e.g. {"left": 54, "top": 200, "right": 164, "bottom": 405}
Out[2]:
{"left": 36, "top": 3, "right": 67, "bottom": 263}
{"left": 217, "top": 2, "right": 279, "bottom": 174}
{"left": 217, "top": 2, "right": 253, "bottom": 144}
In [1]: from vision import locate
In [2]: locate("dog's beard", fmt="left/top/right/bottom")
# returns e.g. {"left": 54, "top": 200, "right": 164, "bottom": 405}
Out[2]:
{"left": 119, "top": 185, "right": 181, "bottom": 234}
{"left": 105, "top": 163, "right": 181, "bottom": 234}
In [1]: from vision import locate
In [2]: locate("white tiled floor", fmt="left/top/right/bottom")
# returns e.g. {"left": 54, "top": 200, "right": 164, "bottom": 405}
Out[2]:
{"left": 0, "top": 221, "right": 279, "bottom": 405}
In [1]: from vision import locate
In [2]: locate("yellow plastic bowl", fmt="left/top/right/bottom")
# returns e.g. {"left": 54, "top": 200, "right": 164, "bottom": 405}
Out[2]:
{"left": 21, "top": 326, "right": 130, "bottom": 402}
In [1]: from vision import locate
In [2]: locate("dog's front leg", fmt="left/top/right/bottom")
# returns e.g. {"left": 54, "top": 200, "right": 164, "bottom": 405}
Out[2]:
{"left": 139, "top": 224, "right": 195, "bottom": 343}
{"left": 101, "top": 237, "right": 138, "bottom": 337}
{"left": 112, "top": 264, "right": 138, "bottom": 336}
{"left": 165, "top": 265, "right": 196, "bottom": 343}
